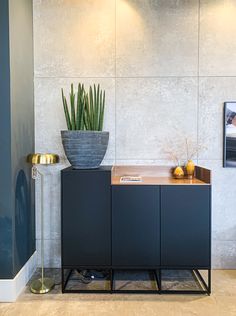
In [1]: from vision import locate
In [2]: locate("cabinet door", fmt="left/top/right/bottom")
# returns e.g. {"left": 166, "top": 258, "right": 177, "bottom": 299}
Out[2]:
{"left": 112, "top": 186, "right": 160, "bottom": 267}
{"left": 61, "top": 168, "right": 111, "bottom": 266}
{"left": 161, "top": 186, "right": 211, "bottom": 268}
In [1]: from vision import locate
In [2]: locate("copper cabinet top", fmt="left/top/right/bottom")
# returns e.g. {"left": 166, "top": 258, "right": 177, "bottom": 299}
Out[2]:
{"left": 111, "top": 165, "right": 211, "bottom": 186}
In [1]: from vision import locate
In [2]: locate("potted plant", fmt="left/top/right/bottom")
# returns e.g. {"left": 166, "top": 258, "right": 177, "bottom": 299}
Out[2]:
{"left": 61, "top": 83, "right": 109, "bottom": 169}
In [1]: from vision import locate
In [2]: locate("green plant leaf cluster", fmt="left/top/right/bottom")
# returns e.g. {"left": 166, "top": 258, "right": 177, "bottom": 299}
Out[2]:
{"left": 61, "top": 83, "right": 106, "bottom": 131}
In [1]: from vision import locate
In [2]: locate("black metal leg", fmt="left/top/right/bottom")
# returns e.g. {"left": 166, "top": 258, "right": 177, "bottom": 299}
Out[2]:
{"left": 110, "top": 269, "right": 114, "bottom": 293}
{"left": 159, "top": 269, "right": 162, "bottom": 292}
{"left": 194, "top": 270, "right": 208, "bottom": 291}
{"left": 191, "top": 270, "right": 203, "bottom": 290}
{"left": 63, "top": 269, "right": 73, "bottom": 292}
{"left": 61, "top": 267, "right": 211, "bottom": 295}
{"left": 193, "top": 269, "right": 211, "bottom": 295}
{"left": 208, "top": 269, "right": 211, "bottom": 295}
{"left": 153, "top": 270, "right": 159, "bottom": 292}
{"left": 159, "top": 269, "right": 211, "bottom": 295}
{"left": 61, "top": 268, "right": 65, "bottom": 293}
{"left": 153, "top": 269, "right": 161, "bottom": 292}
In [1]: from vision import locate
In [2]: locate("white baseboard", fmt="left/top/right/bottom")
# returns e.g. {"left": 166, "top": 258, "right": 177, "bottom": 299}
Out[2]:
{"left": 0, "top": 251, "right": 37, "bottom": 302}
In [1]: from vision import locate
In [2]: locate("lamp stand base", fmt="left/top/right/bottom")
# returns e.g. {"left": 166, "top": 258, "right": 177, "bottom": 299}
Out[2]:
{"left": 30, "top": 278, "right": 55, "bottom": 294}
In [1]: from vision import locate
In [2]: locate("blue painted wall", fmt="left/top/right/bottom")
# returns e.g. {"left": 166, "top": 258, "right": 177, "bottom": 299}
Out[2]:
{"left": 0, "top": 0, "right": 35, "bottom": 279}
{"left": 0, "top": 0, "right": 13, "bottom": 279}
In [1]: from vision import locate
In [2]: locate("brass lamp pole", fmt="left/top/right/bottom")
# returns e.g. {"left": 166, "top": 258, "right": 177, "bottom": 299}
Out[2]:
{"left": 27, "top": 153, "right": 59, "bottom": 294}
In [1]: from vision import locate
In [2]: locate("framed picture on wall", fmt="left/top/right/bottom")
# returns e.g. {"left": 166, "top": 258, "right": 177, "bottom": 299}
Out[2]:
{"left": 223, "top": 102, "right": 236, "bottom": 167}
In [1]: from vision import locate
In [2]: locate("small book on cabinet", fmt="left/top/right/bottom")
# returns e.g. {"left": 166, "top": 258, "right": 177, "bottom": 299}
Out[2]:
{"left": 120, "top": 175, "right": 143, "bottom": 183}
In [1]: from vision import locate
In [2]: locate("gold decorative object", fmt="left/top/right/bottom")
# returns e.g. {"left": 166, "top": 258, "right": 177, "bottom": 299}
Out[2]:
{"left": 186, "top": 160, "right": 195, "bottom": 179}
{"left": 173, "top": 166, "right": 185, "bottom": 179}
{"left": 27, "top": 153, "right": 59, "bottom": 165}
{"left": 27, "top": 153, "right": 59, "bottom": 294}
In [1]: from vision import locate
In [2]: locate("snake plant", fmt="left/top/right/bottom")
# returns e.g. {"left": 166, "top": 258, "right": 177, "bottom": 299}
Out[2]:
{"left": 61, "top": 83, "right": 105, "bottom": 131}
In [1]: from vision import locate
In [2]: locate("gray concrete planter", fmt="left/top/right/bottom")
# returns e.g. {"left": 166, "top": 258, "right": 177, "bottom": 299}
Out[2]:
{"left": 61, "top": 130, "right": 109, "bottom": 169}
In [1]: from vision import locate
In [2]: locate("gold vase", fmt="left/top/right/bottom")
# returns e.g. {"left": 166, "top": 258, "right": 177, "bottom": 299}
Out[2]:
{"left": 173, "top": 166, "right": 184, "bottom": 179}
{"left": 186, "top": 160, "right": 195, "bottom": 179}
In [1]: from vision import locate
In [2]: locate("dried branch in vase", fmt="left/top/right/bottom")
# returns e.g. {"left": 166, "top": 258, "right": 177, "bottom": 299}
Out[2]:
{"left": 185, "top": 138, "right": 207, "bottom": 162}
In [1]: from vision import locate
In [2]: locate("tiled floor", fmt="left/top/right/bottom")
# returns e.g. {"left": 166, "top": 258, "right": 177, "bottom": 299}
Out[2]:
{"left": 1, "top": 270, "right": 236, "bottom": 316}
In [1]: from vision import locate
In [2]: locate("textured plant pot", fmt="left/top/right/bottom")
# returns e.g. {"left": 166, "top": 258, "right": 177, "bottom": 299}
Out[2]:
{"left": 61, "top": 130, "right": 109, "bottom": 169}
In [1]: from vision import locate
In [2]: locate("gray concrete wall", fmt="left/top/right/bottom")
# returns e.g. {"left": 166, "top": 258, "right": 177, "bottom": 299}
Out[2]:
{"left": 34, "top": 0, "right": 236, "bottom": 268}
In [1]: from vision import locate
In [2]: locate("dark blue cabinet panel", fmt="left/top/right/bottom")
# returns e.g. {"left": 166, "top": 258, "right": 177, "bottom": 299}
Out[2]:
{"left": 161, "top": 186, "right": 211, "bottom": 268}
{"left": 61, "top": 167, "right": 111, "bottom": 266}
{"left": 112, "top": 186, "right": 160, "bottom": 266}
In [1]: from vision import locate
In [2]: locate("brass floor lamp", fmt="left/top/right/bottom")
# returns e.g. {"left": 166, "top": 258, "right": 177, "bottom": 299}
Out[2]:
{"left": 27, "top": 153, "right": 59, "bottom": 294}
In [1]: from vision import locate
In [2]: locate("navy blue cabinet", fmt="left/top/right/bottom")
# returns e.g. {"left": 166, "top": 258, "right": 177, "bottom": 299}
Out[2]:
{"left": 61, "top": 167, "right": 112, "bottom": 267}
{"left": 112, "top": 186, "right": 160, "bottom": 267}
{"left": 61, "top": 166, "right": 211, "bottom": 294}
{"left": 61, "top": 173, "right": 211, "bottom": 269}
{"left": 161, "top": 186, "right": 211, "bottom": 268}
